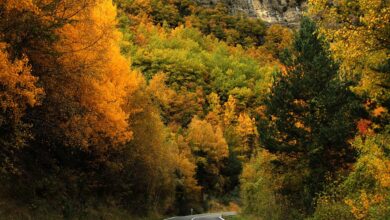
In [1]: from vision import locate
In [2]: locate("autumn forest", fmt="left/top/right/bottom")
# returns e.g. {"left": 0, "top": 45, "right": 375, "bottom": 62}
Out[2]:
{"left": 0, "top": 0, "right": 389, "bottom": 219}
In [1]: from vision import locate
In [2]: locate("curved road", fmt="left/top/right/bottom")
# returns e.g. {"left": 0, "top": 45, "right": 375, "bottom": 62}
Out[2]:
{"left": 165, "top": 212, "right": 236, "bottom": 220}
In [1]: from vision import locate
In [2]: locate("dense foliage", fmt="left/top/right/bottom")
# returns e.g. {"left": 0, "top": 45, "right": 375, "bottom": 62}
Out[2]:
{"left": 115, "top": 0, "right": 267, "bottom": 47}
{"left": 241, "top": 1, "right": 389, "bottom": 219}
{"left": 248, "top": 17, "right": 363, "bottom": 218}
{"left": 0, "top": 0, "right": 388, "bottom": 219}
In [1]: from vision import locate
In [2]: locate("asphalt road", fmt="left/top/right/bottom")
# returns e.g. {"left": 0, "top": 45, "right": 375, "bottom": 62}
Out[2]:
{"left": 165, "top": 212, "right": 236, "bottom": 220}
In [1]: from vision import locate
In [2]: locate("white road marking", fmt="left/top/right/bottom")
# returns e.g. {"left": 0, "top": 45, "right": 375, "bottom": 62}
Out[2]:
{"left": 166, "top": 211, "right": 235, "bottom": 220}
{"left": 191, "top": 215, "right": 224, "bottom": 220}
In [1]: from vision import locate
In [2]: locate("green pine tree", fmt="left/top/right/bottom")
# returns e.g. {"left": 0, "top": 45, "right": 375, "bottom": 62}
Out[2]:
{"left": 259, "top": 17, "right": 364, "bottom": 215}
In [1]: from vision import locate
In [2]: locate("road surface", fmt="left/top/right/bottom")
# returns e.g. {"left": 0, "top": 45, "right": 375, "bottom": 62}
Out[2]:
{"left": 165, "top": 212, "right": 236, "bottom": 220}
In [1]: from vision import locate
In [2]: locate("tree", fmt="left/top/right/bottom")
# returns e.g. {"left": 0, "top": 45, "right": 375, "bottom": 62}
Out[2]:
{"left": 309, "top": 0, "right": 390, "bottom": 105}
{"left": 45, "top": 0, "right": 137, "bottom": 151}
{"left": 187, "top": 117, "right": 229, "bottom": 196}
{"left": 0, "top": 0, "right": 141, "bottom": 216}
{"left": 172, "top": 134, "right": 202, "bottom": 215}
{"left": 235, "top": 113, "right": 258, "bottom": 161}
{"left": 0, "top": 44, "right": 43, "bottom": 173}
{"left": 260, "top": 17, "right": 363, "bottom": 214}
{"left": 240, "top": 150, "right": 286, "bottom": 220}
{"left": 307, "top": 2, "right": 390, "bottom": 218}
{"left": 120, "top": 76, "right": 177, "bottom": 214}
{"left": 0, "top": 0, "right": 137, "bottom": 152}
{"left": 312, "top": 128, "right": 390, "bottom": 220}
{"left": 263, "top": 24, "right": 293, "bottom": 59}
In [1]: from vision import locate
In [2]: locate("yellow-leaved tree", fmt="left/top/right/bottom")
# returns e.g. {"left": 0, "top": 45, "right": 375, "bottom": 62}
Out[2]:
{"left": 235, "top": 113, "right": 258, "bottom": 161}
{"left": 187, "top": 117, "right": 229, "bottom": 195}
{"left": 172, "top": 134, "right": 202, "bottom": 214}
{"left": 308, "top": 0, "right": 390, "bottom": 103}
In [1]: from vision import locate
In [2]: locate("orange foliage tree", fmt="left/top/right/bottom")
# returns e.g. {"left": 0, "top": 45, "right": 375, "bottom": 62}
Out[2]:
{"left": 51, "top": 0, "right": 138, "bottom": 151}
{"left": 1, "top": 0, "right": 138, "bottom": 152}
{"left": 0, "top": 43, "right": 43, "bottom": 173}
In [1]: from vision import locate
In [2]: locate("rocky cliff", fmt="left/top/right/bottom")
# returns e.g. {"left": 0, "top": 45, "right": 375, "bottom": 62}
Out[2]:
{"left": 199, "top": 0, "right": 306, "bottom": 25}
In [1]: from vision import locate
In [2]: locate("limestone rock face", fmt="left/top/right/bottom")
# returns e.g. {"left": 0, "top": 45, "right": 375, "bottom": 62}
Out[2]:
{"left": 253, "top": 0, "right": 306, "bottom": 24}
{"left": 199, "top": 0, "right": 306, "bottom": 25}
